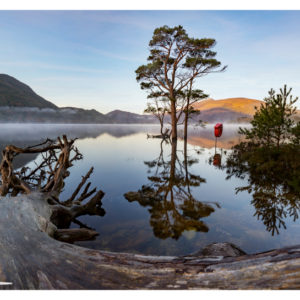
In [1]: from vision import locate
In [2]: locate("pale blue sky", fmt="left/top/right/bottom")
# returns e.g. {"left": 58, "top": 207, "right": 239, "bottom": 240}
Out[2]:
{"left": 0, "top": 10, "right": 300, "bottom": 113}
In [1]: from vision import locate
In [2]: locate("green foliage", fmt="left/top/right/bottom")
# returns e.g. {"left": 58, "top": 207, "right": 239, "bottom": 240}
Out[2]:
{"left": 219, "top": 85, "right": 300, "bottom": 238}
{"left": 136, "top": 25, "right": 225, "bottom": 97}
{"left": 226, "top": 142, "right": 300, "bottom": 235}
{"left": 239, "top": 85, "right": 299, "bottom": 148}
{"left": 227, "top": 85, "right": 300, "bottom": 235}
{"left": 177, "top": 88, "right": 208, "bottom": 115}
{"left": 136, "top": 25, "right": 226, "bottom": 138}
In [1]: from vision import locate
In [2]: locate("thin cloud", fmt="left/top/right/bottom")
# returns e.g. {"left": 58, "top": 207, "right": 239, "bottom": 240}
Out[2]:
{"left": 83, "top": 45, "right": 144, "bottom": 63}
{"left": 0, "top": 60, "right": 111, "bottom": 74}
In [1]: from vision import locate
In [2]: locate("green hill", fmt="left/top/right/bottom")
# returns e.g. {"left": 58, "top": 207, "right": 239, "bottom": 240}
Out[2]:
{"left": 0, "top": 74, "right": 57, "bottom": 109}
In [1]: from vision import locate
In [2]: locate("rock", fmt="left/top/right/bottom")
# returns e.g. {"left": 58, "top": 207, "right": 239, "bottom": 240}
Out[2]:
{"left": 195, "top": 242, "right": 246, "bottom": 257}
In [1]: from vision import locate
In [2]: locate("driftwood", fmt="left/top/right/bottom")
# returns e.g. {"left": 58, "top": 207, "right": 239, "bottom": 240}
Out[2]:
{"left": 1, "top": 136, "right": 300, "bottom": 289}
{"left": 147, "top": 128, "right": 170, "bottom": 140}
{"left": 0, "top": 135, "right": 105, "bottom": 243}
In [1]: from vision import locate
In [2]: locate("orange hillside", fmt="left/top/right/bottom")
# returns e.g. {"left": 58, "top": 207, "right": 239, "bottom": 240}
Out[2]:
{"left": 192, "top": 98, "right": 264, "bottom": 115}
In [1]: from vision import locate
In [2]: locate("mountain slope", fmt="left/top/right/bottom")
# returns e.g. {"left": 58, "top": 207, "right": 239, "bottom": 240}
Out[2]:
{"left": 0, "top": 74, "right": 57, "bottom": 109}
{"left": 0, "top": 74, "right": 110, "bottom": 123}
{"left": 2, "top": 73, "right": 298, "bottom": 124}
{"left": 192, "top": 97, "right": 264, "bottom": 115}
{"left": 193, "top": 107, "right": 251, "bottom": 123}
{"left": 106, "top": 110, "right": 156, "bottom": 123}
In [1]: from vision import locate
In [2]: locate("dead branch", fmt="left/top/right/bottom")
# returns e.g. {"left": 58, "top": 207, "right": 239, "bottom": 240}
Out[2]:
{"left": 0, "top": 135, "right": 105, "bottom": 243}
{"left": 64, "top": 167, "right": 94, "bottom": 205}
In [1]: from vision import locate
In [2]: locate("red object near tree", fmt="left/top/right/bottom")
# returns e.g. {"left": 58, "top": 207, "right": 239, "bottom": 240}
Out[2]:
{"left": 214, "top": 123, "right": 223, "bottom": 138}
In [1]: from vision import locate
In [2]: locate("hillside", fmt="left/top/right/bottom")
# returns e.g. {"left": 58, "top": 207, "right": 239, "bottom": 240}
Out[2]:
{"left": 192, "top": 97, "right": 264, "bottom": 116}
{"left": 0, "top": 74, "right": 157, "bottom": 123}
{"left": 0, "top": 74, "right": 57, "bottom": 109}
{"left": 1, "top": 73, "right": 299, "bottom": 124}
{"left": 0, "top": 74, "right": 110, "bottom": 123}
{"left": 106, "top": 110, "right": 156, "bottom": 123}
{"left": 191, "top": 107, "right": 251, "bottom": 123}
{"left": 190, "top": 97, "right": 300, "bottom": 123}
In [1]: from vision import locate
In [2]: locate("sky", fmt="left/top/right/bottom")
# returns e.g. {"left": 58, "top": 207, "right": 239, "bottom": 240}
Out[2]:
{"left": 1, "top": 9, "right": 300, "bottom": 113}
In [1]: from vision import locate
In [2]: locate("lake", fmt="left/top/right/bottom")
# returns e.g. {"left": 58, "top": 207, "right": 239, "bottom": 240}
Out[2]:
{"left": 1, "top": 123, "right": 300, "bottom": 256}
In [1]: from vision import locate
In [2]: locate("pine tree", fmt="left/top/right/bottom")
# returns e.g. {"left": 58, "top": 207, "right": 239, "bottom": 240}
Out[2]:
{"left": 135, "top": 25, "right": 226, "bottom": 140}
{"left": 239, "top": 85, "right": 298, "bottom": 148}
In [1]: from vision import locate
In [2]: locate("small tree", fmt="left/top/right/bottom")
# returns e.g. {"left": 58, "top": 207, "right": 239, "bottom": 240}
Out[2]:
{"left": 239, "top": 85, "right": 298, "bottom": 148}
{"left": 135, "top": 25, "right": 226, "bottom": 140}
{"left": 177, "top": 87, "right": 208, "bottom": 140}
{"left": 144, "top": 98, "right": 169, "bottom": 136}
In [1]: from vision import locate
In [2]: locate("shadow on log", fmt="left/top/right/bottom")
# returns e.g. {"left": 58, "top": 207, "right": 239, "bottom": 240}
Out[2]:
{"left": 1, "top": 136, "right": 300, "bottom": 289}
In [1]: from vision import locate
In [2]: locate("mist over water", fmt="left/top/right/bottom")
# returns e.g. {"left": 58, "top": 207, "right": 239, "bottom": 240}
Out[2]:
{"left": 0, "top": 123, "right": 159, "bottom": 141}
{"left": 0, "top": 123, "right": 250, "bottom": 141}
{"left": 1, "top": 123, "right": 298, "bottom": 256}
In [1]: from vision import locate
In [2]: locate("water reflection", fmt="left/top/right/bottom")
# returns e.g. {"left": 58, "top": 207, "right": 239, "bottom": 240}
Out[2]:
{"left": 0, "top": 124, "right": 163, "bottom": 170}
{"left": 1, "top": 124, "right": 300, "bottom": 254}
{"left": 226, "top": 144, "right": 300, "bottom": 235}
{"left": 208, "top": 148, "right": 224, "bottom": 169}
{"left": 124, "top": 140, "right": 219, "bottom": 240}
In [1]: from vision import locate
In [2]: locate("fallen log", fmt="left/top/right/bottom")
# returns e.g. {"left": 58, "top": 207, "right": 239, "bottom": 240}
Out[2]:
{"left": 1, "top": 136, "right": 300, "bottom": 290}
{"left": 1, "top": 192, "right": 300, "bottom": 289}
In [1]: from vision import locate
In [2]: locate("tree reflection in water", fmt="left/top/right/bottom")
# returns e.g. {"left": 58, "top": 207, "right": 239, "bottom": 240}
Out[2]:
{"left": 124, "top": 140, "right": 219, "bottom": 240}
{"left": 226, "top": 143, "right": 300, "bottom": 235}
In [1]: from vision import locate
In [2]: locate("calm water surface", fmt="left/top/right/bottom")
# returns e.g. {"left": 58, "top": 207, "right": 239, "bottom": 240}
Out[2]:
{"left": 1, "top": 124, "right": 300, "bottom": 256}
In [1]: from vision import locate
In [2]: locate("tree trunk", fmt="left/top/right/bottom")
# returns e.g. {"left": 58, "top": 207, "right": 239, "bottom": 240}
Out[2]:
{"left": 170, "top": 100, "right": 177, "bottom": 140}
{"left": 159, "top": 118, "right": 164, "bottom": 136}
{"left": 184, "top": 109, "right": 188, "bottom": 141}
{"left": 183, "top": 82, "right": 192, "bottom": 141}
{"left": 183, "top": 139, "right": 188, "bottom": 181}
{"left": 170, "top": 140, "right": 177, "bottom": 183}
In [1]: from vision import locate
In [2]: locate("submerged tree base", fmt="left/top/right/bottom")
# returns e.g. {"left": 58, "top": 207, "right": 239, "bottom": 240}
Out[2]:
{"left": 1, "top": 192, "right": 300, "bottom": 289}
